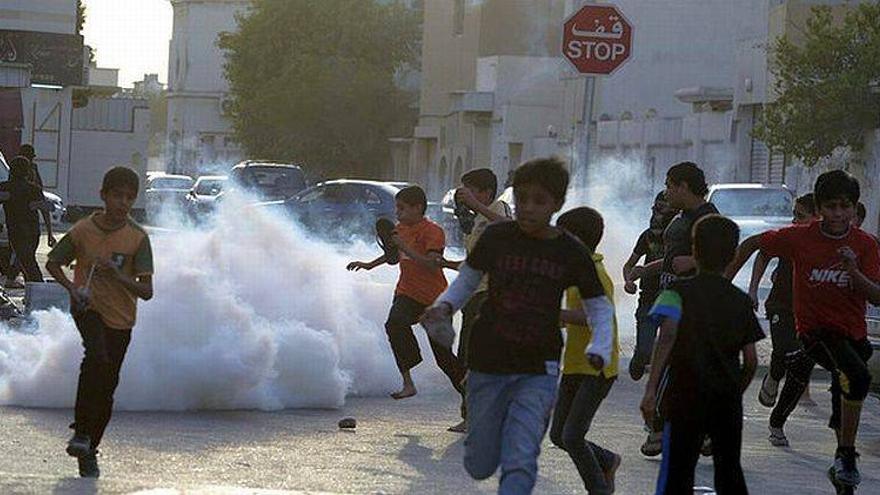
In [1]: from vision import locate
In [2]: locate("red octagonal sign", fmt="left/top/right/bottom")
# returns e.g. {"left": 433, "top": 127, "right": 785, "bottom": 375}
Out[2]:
{"left": 562, "top": 4, "right": 633, "bottom": 75}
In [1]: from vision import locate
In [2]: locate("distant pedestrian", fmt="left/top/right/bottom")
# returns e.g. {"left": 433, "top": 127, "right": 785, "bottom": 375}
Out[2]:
{"left": 550, "top": 206, "right": 622, "bottom": 495}
{"left": 642, "top": 215, "right": 761, "bottom": 494}
{"left": 0, "top": 156, "right": 56, "bottom": 283}
{"left": 423, "top": 157, "right": 614, "bottom": 494}
{"left": 46, "top": 166, "right": 154, "bottom": 479}
{"left": 18, "top": 144, "right": 44, "bottom": 190}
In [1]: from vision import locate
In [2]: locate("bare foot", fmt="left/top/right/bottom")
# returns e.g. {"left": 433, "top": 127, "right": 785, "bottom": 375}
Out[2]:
{"left": 391, "top": 385, "right": 417, "bottom": 400}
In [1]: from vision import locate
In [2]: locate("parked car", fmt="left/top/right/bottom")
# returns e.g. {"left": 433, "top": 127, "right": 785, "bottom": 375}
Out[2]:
{"left": 259, "top": 179, "right": 403, "bottom": 240}
{"left": 185, "top": 175, "right": 228, "bottom": 218}
{"left": 145, "top": 173, "right": 194, "bottom": 217}
{"left": 227, "top": 161, "right": 307, "bottom": 202}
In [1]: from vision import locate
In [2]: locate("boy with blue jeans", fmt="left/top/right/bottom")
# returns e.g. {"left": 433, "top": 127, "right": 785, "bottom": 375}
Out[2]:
{"left": 423, "top": 157, "right": 615, "bottom": 494}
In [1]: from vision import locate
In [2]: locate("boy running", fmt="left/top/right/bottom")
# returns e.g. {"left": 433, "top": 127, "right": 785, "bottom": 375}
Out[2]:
{"left": 422, "top": 157, "right": 614, "bottom": 494}
{"left": 642, "top": 215, "right": 762, "bottom": 494}
{"left": 623, "top": 192, "right": 677, "bottom": 380}
{"left": 629, "top": 161, "right": 718, "bottom": 456}
{"left": 550, "top": 207, "right": 621, "bottom": 495}
{"left": 347, "top": 186, "right": 466, "bottom": 404}
{"left": 46, "top": 167, "right": 154, "bottom": 478}
{"left": 727, "top": 170, "right": 878, "bottom": 491}
{"left": 747, "top": 193, "right": 818, "bottom": 446}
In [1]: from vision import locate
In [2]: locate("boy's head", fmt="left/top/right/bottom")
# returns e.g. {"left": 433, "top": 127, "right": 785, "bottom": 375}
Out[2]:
{"left": 101, "top": 166, "right": 140, "bottom": 222}
{"left": 692, "top": 214, "right": 739, "bottom": 274}
{"left": 793, "top": 193, "right": 818, "bottom": 225}
{"left": 512, "top": 156, "right": 569, "bottom": 234}
{"left": 557, "top": 207, "right": 604, "bottom": 252}
{"left": 19, "top": 144, "right": 35, "bottom": 160}
{"left": 9, "top": 156, "right": 31, "bottom": 180}
{"left": 665, "top": 162, "right": 708, "bottom": 209}
{"left": 814, "top": 169, "right": 859, "bottom": 235}
{"left": 650, "top": 191, "right": 677, "bottom": 232}
{"left": 461, "top": 168, "right": 498, "bottom": 205}
{"left": 395, "top": 185, "right": 427, "bottom": 225}
{"left": 855, "top": 201, "right": 867, "bottom": 228}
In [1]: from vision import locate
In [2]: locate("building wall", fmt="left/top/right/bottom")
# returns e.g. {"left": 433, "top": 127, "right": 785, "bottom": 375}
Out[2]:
{"left": 0, "top": 0, "right": 76, "bottom": 35}
{"left": 166, "top": 0, "right": 249, "bottom": 175}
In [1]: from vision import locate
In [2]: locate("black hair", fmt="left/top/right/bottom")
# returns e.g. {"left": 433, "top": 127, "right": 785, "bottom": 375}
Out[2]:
{"left": 396, "top": 185, "right": 427, "bottom": 214}
{"left": 19, "top": 144, "right": 35, "bottom": 159}
{"left": 857, "top": 202, "right": 866, "bottom": 222}
{"left": 692, "top": 214, "right": 739, "bottom": 273}
{"left": 461, "top": 168, "right": 498, "bottom": 199}
{"left": 667, "top": 161, "right": 709, "bottom": 197}
{"left": 557, "top": 207, "right": 604, "bottom": 252}
{"left": 512, "top": 156, "right": 569, "bottom": 203}
{"left": 814, "top": 169, "right": 859, "bottom": 207}
{"left": 9, "top": 156, "right": 31, "bottom": 180}
{"left": 654, "top": 191, "right": 667, "bottom": 204}
{"left": 795, "top": 193, "right": 816, "bottom": 215}
{"left": 102, "top": 166, "right": 140, "bottom": 195}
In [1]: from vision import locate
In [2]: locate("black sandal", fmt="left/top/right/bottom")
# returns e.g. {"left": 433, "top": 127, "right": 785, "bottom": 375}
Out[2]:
{"left": 375, "top": 218, "right": 400, "bottom": 265}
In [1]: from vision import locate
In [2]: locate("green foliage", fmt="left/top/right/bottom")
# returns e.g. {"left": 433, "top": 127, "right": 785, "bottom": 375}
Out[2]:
{"left": 219, "top": 0, "right": 420, "bottom": 177}
{"left": 754, "top": 4, "right": 880, "bottom": 167}
{"left": 77, "top": 0, "right": 86, "bottom": 35}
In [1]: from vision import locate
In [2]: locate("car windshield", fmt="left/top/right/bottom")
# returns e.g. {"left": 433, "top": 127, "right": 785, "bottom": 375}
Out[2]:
{"left": 240, "top": 166, "right": 306, "bottom": 197}
{"left": 195, "top": 179, "right": 225, "bottom": 195}
{"left": 151, "top": 177, "right": 193, "bottom": 190}
{"left": 711, "top": 189, "right": 792, "bottom": 217}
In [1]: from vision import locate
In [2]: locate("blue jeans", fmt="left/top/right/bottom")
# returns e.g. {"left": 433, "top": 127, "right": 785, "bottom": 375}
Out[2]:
{"left": 633, "top": 298, "right": 658, "bottom": 366}
{"left": 464, "top": 370, "right": 558, "bottom": 495}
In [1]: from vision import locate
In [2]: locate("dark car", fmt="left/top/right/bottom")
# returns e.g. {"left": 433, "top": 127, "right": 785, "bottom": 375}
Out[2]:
{"left": 228, "top": 161, "right": 307, "bottom": 201}
{"left": 260, "top": 179, "right": 402, "bottom": 240}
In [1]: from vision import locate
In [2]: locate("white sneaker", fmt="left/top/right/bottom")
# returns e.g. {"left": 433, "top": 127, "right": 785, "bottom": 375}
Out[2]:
{"left": 768, "top": 426, "right": 789, "bottom": 447}
{"left": 758, "top": 374, "right": 779, "bottom": 407}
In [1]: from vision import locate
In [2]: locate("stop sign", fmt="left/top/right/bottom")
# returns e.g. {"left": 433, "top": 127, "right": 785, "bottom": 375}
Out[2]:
{"left": 562, "top": 4, "right": 633, "bottom": 75}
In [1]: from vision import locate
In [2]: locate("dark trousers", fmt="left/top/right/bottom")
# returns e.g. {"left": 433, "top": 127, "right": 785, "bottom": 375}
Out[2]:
{"left": 550, "top": 374, "right": 617, "bottom": 494}
{"left": 656, "top": 399, "right": 748, "bottom": 495}
{"left": 633, "top": 298, "right": 659, "bottom": 366}
{"left": 8, "top": 229, "right": 42, "bottom": 282}
{"left": 385, "top": 295, "right": 466, "bottom": 394}
{"left": 73, "top": 311, "right": 131, "bottom": 450}
{"left": 776, "top": 332, "right": 873, "bottom": 431}
{"left": 767, "top": 311, "right": 813, "bottom": 429}
{"left": 768, "top": 311, "right": 799, "bottom": 382}
{"left": 458, "top": 290, "right": 488, "bottom": 368}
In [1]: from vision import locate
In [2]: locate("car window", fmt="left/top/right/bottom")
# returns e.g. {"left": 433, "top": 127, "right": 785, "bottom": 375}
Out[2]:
{"left": 151, "top": 177, "right": 193, "bottom": 190}
{"left": 358, "top": 187, "right": 383, "bottom": 206}
{"left": 243, "top": 166, "right": 306, "bottom": 197}
{"left": 195, "top": 179, "right": 225, "bottom": 196}
{"left": 710, "top": 189, "right": 793, "bottom": 217}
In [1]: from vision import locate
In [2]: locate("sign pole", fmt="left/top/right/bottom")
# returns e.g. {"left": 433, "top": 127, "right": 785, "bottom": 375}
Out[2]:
{"left": 580, "top": 76, "right": 595, "bottom": 190}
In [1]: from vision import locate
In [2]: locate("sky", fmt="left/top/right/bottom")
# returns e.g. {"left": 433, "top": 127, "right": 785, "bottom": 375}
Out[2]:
{"left": 81, "top": 0, "right": 173, "bottom": 87}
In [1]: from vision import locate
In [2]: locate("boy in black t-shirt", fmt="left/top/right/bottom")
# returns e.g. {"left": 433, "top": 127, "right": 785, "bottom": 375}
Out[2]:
{"left": 623, "top": 192, "right": 677, "bottom": 381}
{"left": 641, "top": 215, "right": 762, "bottom": 494}
{"left": 423, "top": 157, "right": 614, "bottom": 495}
{"left": 0, "top": 156, "right": 56, "bottom": 283}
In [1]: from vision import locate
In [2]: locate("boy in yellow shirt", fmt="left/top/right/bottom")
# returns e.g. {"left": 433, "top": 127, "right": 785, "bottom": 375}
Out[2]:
{"left": 46, "top": 167, "right": 154, "bottom": 479}
{"left": 551, "top": 207, "right": 621, "bottom": 494}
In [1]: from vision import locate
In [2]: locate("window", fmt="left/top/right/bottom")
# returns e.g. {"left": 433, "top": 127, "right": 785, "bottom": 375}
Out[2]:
{"left": 360, "top": 187, "right": 383, "bottom": 206}
{"left": 453, "top": 0, "right": 465, "bottom": 36}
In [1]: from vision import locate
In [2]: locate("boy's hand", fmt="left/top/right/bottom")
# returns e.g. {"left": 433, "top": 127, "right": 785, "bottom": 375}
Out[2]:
{"left": 69, "top": 286, "right": 90, "bottom": 314}
{"left": 630, "top": 265, "right": 645, "bottom": 281}
{"left": 839, "top": 246, "right": 858, "bottom": 272}
{"left": 624, "top": 280, "right": 638, "bottom": 295}
{"left": 421, "top": 302, "right": 452, "bottom": 325}
{"left": 672, "top": 255, "right": 695, "bottom": 275}
{"left": 346, "top": 261, "right": 370, "bottom": 272}
{"left": 586, "top": 353, "right": 604, "bottom": 371}
{"left": 47, "top": 234, "right": 57, "bottom": 248}
{"left": 454, "top": 187, "right": 479, "bottom": 209}
{"left": 640, "top": 390, "right": 657, "bottom": 425}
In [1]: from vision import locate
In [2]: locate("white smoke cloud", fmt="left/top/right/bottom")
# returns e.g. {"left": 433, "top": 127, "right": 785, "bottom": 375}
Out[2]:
{"left": 0, "top": 192, "right": 452, "bottom": 411}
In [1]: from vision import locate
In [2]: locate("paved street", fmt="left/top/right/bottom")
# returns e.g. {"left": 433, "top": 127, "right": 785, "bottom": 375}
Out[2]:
{"left": 1, "top": 367, "right": 878, "bottom": 494}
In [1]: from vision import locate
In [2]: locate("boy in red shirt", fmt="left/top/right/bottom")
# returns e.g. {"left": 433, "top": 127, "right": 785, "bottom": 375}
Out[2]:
{"left": 728, "top": 170, "right": 879, "bottom": 491}
{"left": 347, "top": 186, "right": 465, "bottom": 404}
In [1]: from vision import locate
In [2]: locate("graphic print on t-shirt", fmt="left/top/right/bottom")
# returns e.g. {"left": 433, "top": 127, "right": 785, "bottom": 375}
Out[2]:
{"left": 807, "top": 259, "right": 851, "bottom": 289}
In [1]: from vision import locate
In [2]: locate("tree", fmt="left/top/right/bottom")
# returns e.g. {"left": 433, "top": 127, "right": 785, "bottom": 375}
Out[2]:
{"left": 754, "top": 4, "right": 880, "bottom": 167}
{"left": 77, "top": 0, "right": 86, "bottom": 35}
{"left": 219, "top": 0, "right": 420, "bottom": 178}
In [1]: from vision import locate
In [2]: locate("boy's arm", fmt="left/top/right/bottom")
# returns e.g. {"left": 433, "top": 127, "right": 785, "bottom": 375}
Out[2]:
{"left": 347, "top": 254, "right": 387, "bottom": 271}
{"left": 748, "top": 252, "right": 772, "bottom": 310}
{"left": 46, "top": 260, "right": 73, "bottom": 291}
{"left": 622, "top": 251, "right": 642, "bottom": 294}
{"left": 456, "top": 188, "right": 507, "bottom": 223}
{"left": 631, "top": 259, "right": 663, "bottom": 281}
{"left": 423, "top": 263, "right": 484, "bottom": 322}
{"left": 640, "top": 316, "right": 678, "bottom": 425}
{"left": 725, "top": 233, "right": 764, "bottom": 280}
{"left": 392, "top": 233, "right": 442, "bottom": 269}
{"left": 95, "top": 258, "right": 153, "bottom": 300}
{"left": 840, "top": 247, "right": 880, "bottom": 305}
{"left": 740, "top": 343, "right": 758, "bottom": 393}
{"left": 38, "top": 207, "right": 56, "bottom": 247}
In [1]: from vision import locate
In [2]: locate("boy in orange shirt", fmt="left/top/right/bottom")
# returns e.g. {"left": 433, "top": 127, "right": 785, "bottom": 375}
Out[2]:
{"left": 348, "top": 186, "right": 466, "bottom": 404}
